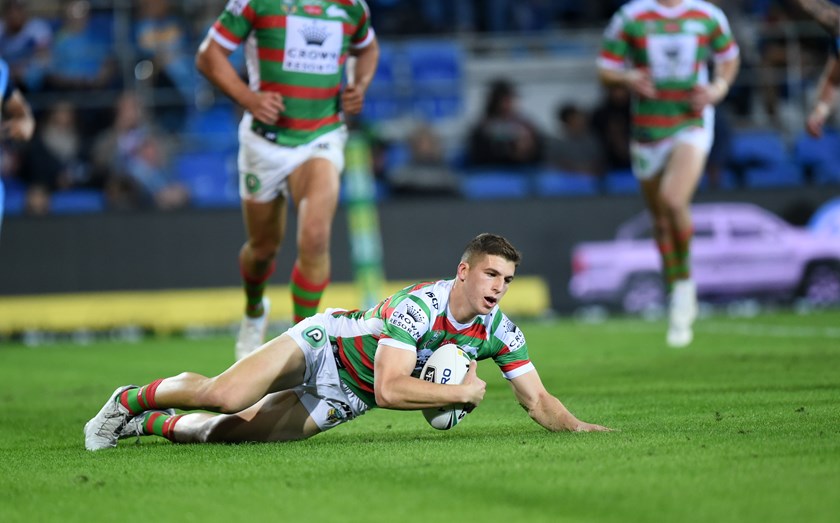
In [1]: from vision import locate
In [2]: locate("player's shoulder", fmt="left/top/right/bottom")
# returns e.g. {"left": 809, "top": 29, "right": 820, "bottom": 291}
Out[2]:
{"left": 617, "top": 0, "right": 658, "bottom": 19}
{"left": 402, "top": 279, "right": 450, "bottom": 314}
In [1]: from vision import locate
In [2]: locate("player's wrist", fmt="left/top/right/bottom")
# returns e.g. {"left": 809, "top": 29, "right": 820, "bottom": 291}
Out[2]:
{"left": 711, "top": 77, "right": 729, "bottom": 102}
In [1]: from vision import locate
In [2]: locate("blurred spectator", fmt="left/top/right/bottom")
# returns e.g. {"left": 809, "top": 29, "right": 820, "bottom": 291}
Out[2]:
{"left": 135, "top": 0, "right": 194, "bottom": 132}
{"left": 467, "top": 79, "right": 542, "bottom": 168}
{"left": 45, "top": 1, "right": 118, "bottom": 92}
{"left": 591, "top": 84, "right": 632, "bottom": 172}
{"left": 19, "top": 102, "right": 94, "bottom": 216}
{"left": 706, "top": 105, "right": 735, "bottom": 189}
{"left": 546, "top": 102, "right": 603, "bottom": 177}
{"left": 92, "top": 92, "right": 189, "bottom": 211}
{"left": 389, "top": 122, "right": 460, "bottom": 196}
{"left": 0, "top": 0, "right": 52, "bottom": 92}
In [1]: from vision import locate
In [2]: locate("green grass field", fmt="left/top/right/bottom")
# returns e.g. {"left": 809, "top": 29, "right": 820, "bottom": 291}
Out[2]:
{"left": 2, "top": 311, "right": 839, "bottom": 523}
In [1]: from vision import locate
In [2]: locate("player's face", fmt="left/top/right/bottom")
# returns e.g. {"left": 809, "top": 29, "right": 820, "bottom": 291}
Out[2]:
{"left": 460, "top": 254, "right": 516, "bottom": 316}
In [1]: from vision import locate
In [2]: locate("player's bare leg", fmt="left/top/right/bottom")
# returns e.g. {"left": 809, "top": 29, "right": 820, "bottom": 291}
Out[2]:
{"left": 236, "top": 197, "right": 287, "bottom": 359}
{"left": 155, "top": 333, "right": 306, "bottom": 413}
{"left": 287, "top": 158, "right": 340, "bottom": 322}
{"left": 659, "top": 142, "right": 706, "bottom": 347}
{"left": 169, "top": 390, "right": 322, "bottom": 443}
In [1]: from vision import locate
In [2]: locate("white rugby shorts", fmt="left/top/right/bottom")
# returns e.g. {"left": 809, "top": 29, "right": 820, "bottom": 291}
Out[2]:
{"left": 237, "top": 113, "right": 348, "bottom": 202}
{"left": 630, "top": 108, "right": 714, "bottom": 180}
{"left": 286, "top": 314, "right": 369, "bottom": 431}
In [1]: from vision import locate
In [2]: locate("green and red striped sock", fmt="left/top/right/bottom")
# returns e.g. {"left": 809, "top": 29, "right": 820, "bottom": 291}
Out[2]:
{"left": 241, "top": 260, "right": 275, "bottom": 318}
{"left": 139, "top": 410, "right": 184, "bottom": 442}
{"left": 656, "top": 239, "right": 679, "bottom": 292}
{"left": 673, "top": 226, "right": 694, "bottom": 281}
{"left": 119, "top": 379, "right": 163, "bottom": 416}
{"left": 290, "top": 264, "right": 329, "bottom": 324}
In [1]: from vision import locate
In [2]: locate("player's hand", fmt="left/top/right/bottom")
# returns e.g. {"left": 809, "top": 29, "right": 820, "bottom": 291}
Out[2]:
{"left": 341, "top": 85, "right": 365, "bottom": 115}
{"left": 572, "top": 421, "right": 613, "bottom": 432}
{"left": 248, "top": 91, "right": 285, "bottom": 125}
{"left": 625, "top": 69, "right": 657, "bottom": 99}
{"left": 460, "top": 360, "right": 486, "bottom": 409}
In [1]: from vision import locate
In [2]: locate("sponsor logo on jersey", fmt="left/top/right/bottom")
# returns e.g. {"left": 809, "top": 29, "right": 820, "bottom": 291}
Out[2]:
{"left": 389, "top": 310, "right": 422, "bottom": 340}
{"left": 300, "top": 23, "right": 330, "bottom": 46}
{"left": 664, "top": 22, "right": 681, "bottom": 33}
{"left": 405, "top": 303, "right": 426, "bottom": 324}
{"left": 304, "top": 5, "right": 323, "bottom": 15}
{"left": 508, "top": 330, "right": 526, "bottom": 352}
{"left": 424, "top": 291, "right": 439, "bottom": 310}
{"left": 284, "top": 16, "right": 341, "bottom": 74}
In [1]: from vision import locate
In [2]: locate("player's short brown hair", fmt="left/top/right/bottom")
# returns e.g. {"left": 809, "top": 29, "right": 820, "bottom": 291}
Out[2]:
{"left": 460, "top": 233, "right": 522, "bottom": 267}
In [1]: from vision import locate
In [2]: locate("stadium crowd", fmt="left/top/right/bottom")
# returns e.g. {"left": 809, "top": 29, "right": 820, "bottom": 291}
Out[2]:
{"left": 1, "top": 0, "right": 839, "bottom": 214}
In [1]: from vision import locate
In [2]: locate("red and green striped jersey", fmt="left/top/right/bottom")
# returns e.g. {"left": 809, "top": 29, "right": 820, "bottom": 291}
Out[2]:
{"left": 598, "top": 0, "right": 739, "bottom": 143}
{"left": 209, "top": 0, "right": 374, "bottom": 146}
{"left": 322, "top": 279, "right": 534, "bottom": 407}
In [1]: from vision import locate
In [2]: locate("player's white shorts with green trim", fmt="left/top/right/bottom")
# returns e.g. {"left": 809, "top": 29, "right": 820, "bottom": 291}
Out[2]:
{"left": 286, "top": 314, "right": 370, "bottom": 431}
{"left": 237, "top": 113, "right": 348, "bottom": 202}
{"left": 630, "top": 114, "right": 714, "bottom": 180}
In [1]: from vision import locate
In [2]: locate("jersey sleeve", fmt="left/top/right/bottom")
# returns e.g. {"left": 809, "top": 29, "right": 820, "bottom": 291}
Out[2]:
{"left": 378, "top": 294, "right": 432, "bottom": 352}
{"left": 349, "top": 0, "right": 375, "bottom": 50}
{"left": 491, "top": 314, "right": 534, "bottom": 380}
{"left": 209, "top": 0, "right": 257, "bottom": 51}
{"left": 709, "top": 7, "right": 739, "bottom": 63}
{"left": 598, "top": 9, "right": 630, "bottom": 72}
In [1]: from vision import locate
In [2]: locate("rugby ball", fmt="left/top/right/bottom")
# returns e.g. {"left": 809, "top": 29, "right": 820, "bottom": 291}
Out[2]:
{"left": 420, "top": 343, "right": 472, "bottom": 430}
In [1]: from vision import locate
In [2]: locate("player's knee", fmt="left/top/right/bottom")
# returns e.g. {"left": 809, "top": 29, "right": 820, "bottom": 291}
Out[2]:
{"left": 659, "top": 191, "right": 687, "bottom": 215}
{"left": 298, "top": 224, "right": 330, "bottom": 256}
{"left": 197, "top": 380, "right": 250, "bottom": 414}
{"left": 248, "top": 239, "right": 281, "bottom": 262}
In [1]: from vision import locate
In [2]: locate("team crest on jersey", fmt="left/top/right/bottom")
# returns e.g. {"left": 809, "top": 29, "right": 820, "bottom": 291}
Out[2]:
{"left": 281, "top": 0, "right": 298, "bottom": 14}
{"left": 326, "top": 5, "right": 350, "bottom": 20}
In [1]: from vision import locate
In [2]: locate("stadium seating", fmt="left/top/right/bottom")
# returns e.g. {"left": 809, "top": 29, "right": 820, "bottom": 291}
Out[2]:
{"left": 730, "top": 130, "right": 788, "bottom": 167}
{"left": 175, "top": 150, "right": 239, "bottom": 208}
{"left": 603, "top": 169, "right": 639, "bottom": 195}
{"left": 792, "top": 132, "right": 840, "bottom": 183}
{"left": 534, "top": 170, "right": 599, "bottom": 196}
{"left": 50, "top": 190, "right": 107, "bottom": 214}
{"left": 461, "top": 171, "right": 531, "bottom": 200}
{"left": 2, "top": 178, "right": 26, "bottom": 216}
{"left": 744, "top": 163, "right": 802, "bottom": 188}
{"left": 405, "top": 41, "right": 464, "bottom": 121}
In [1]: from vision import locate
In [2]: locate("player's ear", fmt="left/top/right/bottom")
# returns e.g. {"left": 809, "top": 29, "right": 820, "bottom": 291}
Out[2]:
{"left": 456, "top": 261, "right": 469, "bottom": 281}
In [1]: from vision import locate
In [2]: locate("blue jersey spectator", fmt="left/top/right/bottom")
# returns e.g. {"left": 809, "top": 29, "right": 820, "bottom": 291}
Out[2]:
{"left": 0, "top": 58, "right": 35, "bottom": 237}
{"left": 0, "top": 0, "right": 52, "bottom": 91}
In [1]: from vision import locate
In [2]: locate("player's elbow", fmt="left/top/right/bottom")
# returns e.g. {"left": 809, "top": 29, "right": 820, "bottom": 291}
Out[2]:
{"left": 374, "top": 385, "right": 398, "bottom": 409}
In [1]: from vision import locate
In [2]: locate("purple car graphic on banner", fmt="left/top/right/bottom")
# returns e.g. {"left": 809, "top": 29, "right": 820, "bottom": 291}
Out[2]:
{"left": 570, "top": 203, "right": 840, "bottom": 313}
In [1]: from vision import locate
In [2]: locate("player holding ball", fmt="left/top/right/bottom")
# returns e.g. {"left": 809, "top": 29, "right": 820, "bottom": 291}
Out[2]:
{"left": 84, "top": 234, "right": 610, "bottom": 451}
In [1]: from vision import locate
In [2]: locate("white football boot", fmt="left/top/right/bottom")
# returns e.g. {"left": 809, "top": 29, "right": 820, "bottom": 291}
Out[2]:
{"left": 118, "top": 409, "right": 177, "bottom": 441}
{"left": 667, "top": 279, "right": 698, "bottom": 348}
{"left": 84, "top": 385, "right": 137, "bottom": 451}
{"left": 235, "top": 297, "right": 271, "bottom": 361}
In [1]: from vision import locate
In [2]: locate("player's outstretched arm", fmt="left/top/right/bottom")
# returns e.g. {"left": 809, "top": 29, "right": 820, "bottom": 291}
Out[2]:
{"left": 373, "top": 344, "right": 486, "bottom": 410}
{"left": 509, "top": 371, "right": 611, "bottom": 432}
{"left": 789, "top": 0, "right": 840, "bottom": 35}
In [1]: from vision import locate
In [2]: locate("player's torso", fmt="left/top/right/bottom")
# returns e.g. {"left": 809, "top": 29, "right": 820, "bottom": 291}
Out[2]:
{"left": 623, "top": 1, "right": 721, "bottom": 140}
{"left": 235, "top": 0, "right": 364, "bottom": 142}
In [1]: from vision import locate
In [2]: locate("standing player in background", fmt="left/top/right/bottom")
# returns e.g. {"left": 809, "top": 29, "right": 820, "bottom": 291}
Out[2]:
{"left": 84, "top": 233, "right": 610, "bottom": 451}
{"left": 598, "top": 0, "right": 740, "bottom": 348}
{"left": 0, "top": 57, "right": 35, "bottom": 238}
{"left": 196, "top": 0, "right": 379, "bottom": 360}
